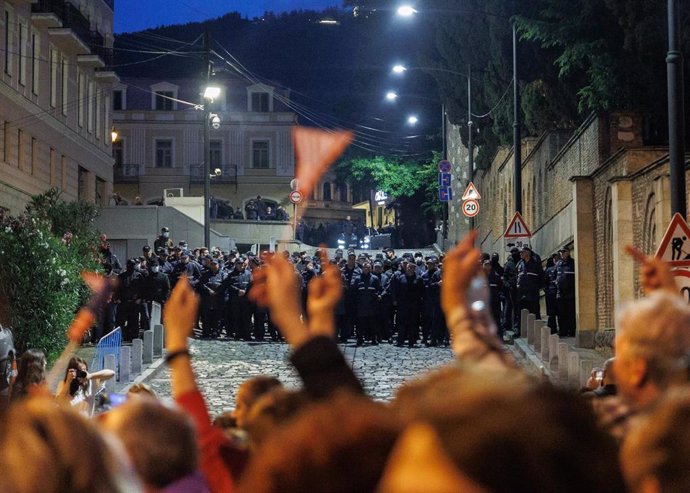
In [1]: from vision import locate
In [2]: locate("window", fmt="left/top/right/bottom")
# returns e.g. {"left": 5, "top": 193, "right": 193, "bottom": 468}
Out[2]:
{"left": 31, "top": 33, "right": 39, "bottom": 95}
{"left": 104, "top": 95, "right": 110, "bottom": 142}
{"left": 95, "top": 88, "right": 102, "bottom": 139}
{"left": 154, "top": 91, "right": 173, "bottom": 110}
{"left": 251, "top": 92, "right": 270, "bottom": 112}
{"left": 338, "top": 183, "right": 348, "bottom": 202}
{"left": 322, "top": 182, "right": 332, "bottom": 201}
{"left": 113, "top": 90, "right": 123, "bottom": 110}
{"left": 50, "top": 147, "right": 57, "bottom": 186}
{"left": 61, "top": 56, "right": 69, "bottom": 116}
{"left": 96, "top": 177, "right": 106, "bottom": 206}
{"left": 77, "top": 166, "right": 87, "bottom": 200}
{"left": 4, "top": 9, "right": 12, "bottom": 76}
{"left": 61, "top": 155, "right": 67, "bottom": 190}
{"left": 18, "top": 23, "right": 26, "bottom": 85}
{"left": 210, "top": 140, "right": 221, "bottom": 168}
{"left": 251, "top": 141, "right": 269, "bottom": 169}
{"left": 87, "top": 80, "right": 94, "bottom": 133}
{"left": 30, "top": 137, "right": 36, "bottom": 174}
{"left": 2, "top": 121, "right": 8, "bottom": 163}
{"left": 155, "top": 139, "right": 173, "bottom": 168}
{"left": 112, "top": 140, "right": 123, "bottom": 166}
{"left": 50, "top": 49, "right": 58, "bottom": 106}
{"left": 17, "top": 129, "right": 23, "bottom": 169}
{"left": 78, "top": 70, "right": 85, "bottom": 127}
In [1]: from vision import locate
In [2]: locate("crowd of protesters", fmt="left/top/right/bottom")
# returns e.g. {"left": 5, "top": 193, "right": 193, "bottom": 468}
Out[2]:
{"left": 2, "top": 230, "right": 690, "bottom": 493}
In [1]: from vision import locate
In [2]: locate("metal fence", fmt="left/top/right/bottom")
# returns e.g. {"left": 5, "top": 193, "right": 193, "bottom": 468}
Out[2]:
{"left": 90, "top": 327, "right": 122, "bottom": 372}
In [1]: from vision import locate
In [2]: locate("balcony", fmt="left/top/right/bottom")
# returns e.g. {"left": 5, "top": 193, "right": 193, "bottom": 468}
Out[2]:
{"left": 32, "top": 0, "right": 92, "bottom": 54}
{"left": 114, "top": 163, "right": 141, "bottom": 183}
{"left": 189, "top": 164, "right": 238, "bottom": 184}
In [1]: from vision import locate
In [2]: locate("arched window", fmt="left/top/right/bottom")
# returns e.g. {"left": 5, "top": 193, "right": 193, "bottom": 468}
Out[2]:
{"left": 602, "top": 187, "right": 614, "bottom": 328}
{"left": 322, "top": 182, "right": 331, "bottom": 201}
{"left": 642, "top": 193, "right": 656, "bottom": 256}
{"left": 338, "top": 183, "right": 348, "bottom": 202}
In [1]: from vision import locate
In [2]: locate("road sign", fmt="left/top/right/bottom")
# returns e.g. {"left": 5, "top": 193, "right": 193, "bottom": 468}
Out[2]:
{"left": 438, "top": 172, "right": 451, "bottom": 188}
{"left": 289, "top": 190, "right": 303, "bottom": 204}
{"left": 439, "top": 187, "right": 452, "bottom": 202}
{"left": 504, "top": 237, "right": 531, "bottom": 253}
{"left": 462, "top": 199, "right": 479, "bottom": 217}
{"left": 437, "top": 159, "right": 451, "bottom": 173}
{"left": 461, "top": 181, "right": 481, "bottom": 201}
{"left": 504, "top": 212, "right": 532, "bottom": 238}
{"left": 655, "top": 212, "right": 690, "bottom": 267}
{"left": 290, "top": 178, "right": 299, "bottom": 191}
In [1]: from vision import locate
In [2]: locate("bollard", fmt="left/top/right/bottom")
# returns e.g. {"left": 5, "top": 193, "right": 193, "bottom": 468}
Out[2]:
{"left": 143, "top": 330, "right": 154, "bottom": 364}
{"left": 520, "top": 309, "right": 529, "bottom": 337}
{"left": 533, "top": 319, "right": 544, "bottom": 352}
{"left": 558, "top": 343, "right": 569, "bottom": 381}
{"left": 549, "top": 334, "right": 559, "bottom": 370}
{"left": 104, "top": 354, "right": 117, "bottom": 393}
{"left": 568, "top": 352, "right": 580, "bottom": 387}
{"left": 150, "top": 302, "right": 162, "bottom": 328}
{"left": 540, "top": 324, "right": 550, "bottom": 361}
{"left": 132, "top": 339, "right": 143, "bottom": 376}
{"left": 579, "top": 359, "right": 594, "bottom": 388}
{"left": 119, "top": 346, "right": 131, "bottom": 383}
{"left": 527, "top": 314, "right": 536, "bottom": 347}
{"left": 153, "top": 324, "right": 164, "bottom": 357}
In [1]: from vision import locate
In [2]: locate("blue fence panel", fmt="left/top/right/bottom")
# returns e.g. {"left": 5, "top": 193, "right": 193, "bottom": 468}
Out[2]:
{"left": 91, "top": 327, "right": 122, "bottom": 372}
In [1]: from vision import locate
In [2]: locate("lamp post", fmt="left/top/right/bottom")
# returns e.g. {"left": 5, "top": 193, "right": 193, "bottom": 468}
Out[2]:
{"left": 202, "top": 32, "right": 221, "bottom": 249}
{"left": 396, "top": 6, "right": 522, "bottom": 214}
{"left": 667, "top": 0, "right": 686, "bottom": 218}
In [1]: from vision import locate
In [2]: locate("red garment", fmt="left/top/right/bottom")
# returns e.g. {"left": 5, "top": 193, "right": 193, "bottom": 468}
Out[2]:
{"left": 177, "top": 390, "right": 236, "bottom": 493}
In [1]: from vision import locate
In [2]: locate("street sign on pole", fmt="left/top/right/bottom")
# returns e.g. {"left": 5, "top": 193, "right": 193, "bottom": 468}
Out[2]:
{"left": 655, "top": 212, "right": 690, "bottom": 267}
{"left": 289, "top": 190, "right": 303, "bottom": 204}
{"left": 439, "top": 187, "right": 452, "bottom": 202}
{"left": 438, "top": 172, "right": 451, "bottom": 188}
{"left": 504, "top": 237, "right": 531, "bottom": 252}
{"left": 462, "top": 199, "right": 479, "bottom": 217}
{"left": 504, "top": 212, "right": 532, "bottom": 238}
{"left": 461, "top": 182, "right": 481, "bottom": 200}
{"left": 437, "top": 159, "right": 451, "bottom": 173}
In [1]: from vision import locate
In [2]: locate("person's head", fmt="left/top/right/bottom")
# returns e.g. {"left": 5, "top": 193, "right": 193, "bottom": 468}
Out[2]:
{"left": 0, "top": 397, "right": 139, "bottom": 492}
{"left": 239, "top": 392, "right": 401, "bottom": 493}
{"left": 520, "top": 247, "right": 532, "bottom": 261}
{"left": 559, "top": 246, "right": 571, "bottom": 259}
{"left": 510, "top": 247, "right": 520, "bottom": 260}
{"left": 103, "top": 398, "right": 197, "bottom": 490}
{"left": 405, "top": 263, "right": 416, "bottom": 276}
{"left": 64, "top": 356, "right": 88, "bottom": 397}
{"left": 161, "top": 227, "right": 170, "bottom": 238}
{"left": 621, "top": 387, "right": 690, "bottom": 493}
{"left": 602, "top": 357, "right": 616, "bottom": 386}
{"left": 234, "top": 257, "right": 244, "bottom": 271}
{"left": 362, "top": 261, "right": 371, "bottom": 275}
{"left": 385, "top": 248, "right": 395, "bottom": 259}
{"left": 209, "top": 258, "right": 220, "bottom": 273}
{"left": 482, "top": 260, "right": 492, "bottom": 274}
{"left": 373, "top": 261, "right": 383, "bottom": 275}
{"left": 233, "top": 376, "right": 283, "bottom": 429}
{"left": 127, "top": 382, "right": 157, "bottom": 400}
{"left": 243, "top": 388, "right": 311, "bottom": 449}
{"left": 614, "top": 292, "right": 690, "bottom": 409}
{"left": 10, "top": 349, "right": 47, "bottom": 402}
{"left": 426, "top": 258, "right": 438, "bottom": 271}
{"left": 347, "top": 252, "right": 356, "bottom": 267}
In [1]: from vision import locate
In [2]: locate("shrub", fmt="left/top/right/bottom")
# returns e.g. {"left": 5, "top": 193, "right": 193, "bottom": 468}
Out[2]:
{"left": 0, "top": 189, "right": 100, "bottom": 359}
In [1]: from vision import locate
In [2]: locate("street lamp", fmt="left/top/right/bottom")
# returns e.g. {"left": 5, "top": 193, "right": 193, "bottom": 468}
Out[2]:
{"left": 202, "top": 84, "right": 220, "bottom": 249}
{"left": 407, "top": 115, "right": 419, "bottom": 125}
{"left": 396, "top": 7, "right": 522, "bottom": 214}
{"left": 385, "top": 91, "right": 399, "bottom": 101}
{"left": 392, "top": 64, "right": 407, "bottom": 74}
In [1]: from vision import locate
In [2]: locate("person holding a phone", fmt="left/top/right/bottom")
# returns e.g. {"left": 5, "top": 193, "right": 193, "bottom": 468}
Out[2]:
{"left": 56, "top": 356, "right": 115, "bottom": 417}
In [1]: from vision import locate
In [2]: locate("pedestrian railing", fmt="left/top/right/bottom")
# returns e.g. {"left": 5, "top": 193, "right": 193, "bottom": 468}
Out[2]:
{"left": 91, "top": 327, "right": 122, "bottom": 372}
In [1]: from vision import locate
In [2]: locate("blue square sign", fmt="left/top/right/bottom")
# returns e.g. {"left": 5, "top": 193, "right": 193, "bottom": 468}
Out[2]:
{"left": 439, "top": 187, "right": 452, "bottom": 202}
{"left": 438, "top": 172, "right": 451, "bottom": 188}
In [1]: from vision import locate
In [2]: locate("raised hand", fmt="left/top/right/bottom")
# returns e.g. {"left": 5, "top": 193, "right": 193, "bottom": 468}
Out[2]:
{"left": 625, "top": 245, "right": 678, "bottom": 295}
{"left": 163, "top": 275, "right": 199, "bottom": 351}
{"left": 441, "top": 230, "right": 481, "bottom": 316}
{"left": 307, "top": 248, "right": 342, "bottom": 338}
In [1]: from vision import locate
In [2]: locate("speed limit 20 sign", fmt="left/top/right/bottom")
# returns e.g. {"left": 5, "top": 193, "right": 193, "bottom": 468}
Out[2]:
{"left": 462, "top": 199, "right": 479, "bottom": 217}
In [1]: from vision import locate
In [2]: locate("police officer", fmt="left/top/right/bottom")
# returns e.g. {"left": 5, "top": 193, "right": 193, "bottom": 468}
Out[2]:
{"left": 516, "top": 246, "right": 543, "bottom": 326}
{"left": 375, "top": 260, "right": 394, "bottom": 343}
{"left": 483, "top": 260, "right": 504, "bottom": 339}
{"left": 197, "top": 258, "right": 225, "bottom": 339}
{"left": 340, "top": 250, "right": 361, "bottom": 342}
{"left": 354, "top": 261, "right": 381, "bottom": 346}
{"left": 115, "top": 259, "right": 143, "bottom": 342}
{"left": 502, "top": 247, "right": 520, "bottom": 334}
{"left": 142, "top": 258, "right": 171, "bottom": 308}
{"left": 393, "top": 262, "right": 423, "bottom": 347}
{"left": 223, "top": 257, "right": 252, "bottom": 340}
{"left": 153, "top": 227, "right": 173, "bottom": 252}
{"left": 556, "top": 246, "right": 576, "bottom": 337}
{"left": 544, "top": 253, "right": 561, "bottom": 334}
{"left": 421, "top": 257, "right": 443, "bottom": 346}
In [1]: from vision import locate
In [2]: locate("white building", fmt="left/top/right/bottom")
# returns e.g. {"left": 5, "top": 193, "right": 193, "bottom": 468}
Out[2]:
{"left": 0, "top": 0, "right": 117, "bottom": 213}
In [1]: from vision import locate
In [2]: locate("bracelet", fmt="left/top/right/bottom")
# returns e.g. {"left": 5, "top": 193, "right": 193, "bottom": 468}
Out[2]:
{"left": 165, "top": 349, "right": 190, "bottom": 364}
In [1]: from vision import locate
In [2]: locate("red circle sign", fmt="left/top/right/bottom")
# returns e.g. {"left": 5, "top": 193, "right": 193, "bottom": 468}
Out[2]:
{"left": 289, "top": 190, "right": 303, "bottom": 204}
{"left": 462, "top": 199, "right": 479, "bottom": 217}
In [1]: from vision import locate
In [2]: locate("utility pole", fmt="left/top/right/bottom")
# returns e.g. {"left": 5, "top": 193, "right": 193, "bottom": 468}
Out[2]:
{"left": 467, "top": 64, "right": 474, "bottom": 231}
{"left": 512, "top": 22, "right": 522, "bottom": 214}
{"left": 667, "top": 0, "right": 686, "bottom": 218}
{"left": 203, "top": 31, "right": 212, "bottom": 249}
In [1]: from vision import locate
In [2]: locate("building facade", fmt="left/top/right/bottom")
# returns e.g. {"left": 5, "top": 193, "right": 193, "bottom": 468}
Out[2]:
{"left": 111, "top": 76, "right": 297, "bottom": 216}
{"left": 0, "top": 0, "right": 117, "bottom": 213}
{"left": 447, "top": 111, "right": 687, "bottom": 348}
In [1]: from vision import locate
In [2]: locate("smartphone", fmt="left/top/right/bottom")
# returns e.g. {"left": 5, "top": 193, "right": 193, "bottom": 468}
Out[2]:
{"left": 595, "top": 370, "right": 604, "bottom": 381}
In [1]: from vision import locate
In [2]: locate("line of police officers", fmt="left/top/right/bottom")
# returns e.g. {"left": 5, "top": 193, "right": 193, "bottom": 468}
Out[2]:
{"left": 99, "top": 227, "right": 575, "bottom": 345}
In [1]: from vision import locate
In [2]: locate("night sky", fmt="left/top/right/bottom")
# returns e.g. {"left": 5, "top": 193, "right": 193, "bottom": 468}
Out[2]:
{"left": 114, "top": 0, "right": 343, "bottom": 33}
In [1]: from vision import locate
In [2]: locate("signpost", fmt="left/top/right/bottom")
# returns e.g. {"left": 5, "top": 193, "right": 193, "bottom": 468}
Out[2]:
{"left": 462, "top": 199, "right": 479, "bottom": 217}
{"left": 437, "top": 160, "right": 452, "bottom": 203}
{"left": 290, "top": 189, "right": 303, "bottom": 242}
{"left": 503, "top": 212, "right": 532, "bottom": 252}
{"left": 289, "top": 190, "right": 303, "bottom": 204}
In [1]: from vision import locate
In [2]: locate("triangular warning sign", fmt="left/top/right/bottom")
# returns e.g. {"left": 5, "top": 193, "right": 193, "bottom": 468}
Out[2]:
{"left": 461, "top": 182, "right": 481, "bottom": 201}
{"left": 655, "top": 213, "right": 690, "bottom": 267}
{"left": 504, "top": 212, "right": 532, "bottom": 238}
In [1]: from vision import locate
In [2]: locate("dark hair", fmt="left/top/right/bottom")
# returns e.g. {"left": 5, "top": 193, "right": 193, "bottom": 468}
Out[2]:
{"left": 64, "top": 356, "right": 88, "bottom": 397}
{"left": 10, "top": 349, "right": 46, "bottom": 402}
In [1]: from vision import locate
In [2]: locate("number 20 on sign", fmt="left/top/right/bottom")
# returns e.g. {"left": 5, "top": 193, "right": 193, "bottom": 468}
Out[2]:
{"left": 462, "top": 199, "right": 479, "bottom": 217}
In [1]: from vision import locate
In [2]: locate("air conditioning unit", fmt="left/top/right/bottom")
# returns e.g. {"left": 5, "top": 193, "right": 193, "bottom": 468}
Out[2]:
{"left": 164, "top": 188, "right": 184, "bottom": 198}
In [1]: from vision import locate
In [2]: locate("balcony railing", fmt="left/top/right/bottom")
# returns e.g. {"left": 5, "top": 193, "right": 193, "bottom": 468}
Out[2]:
{"left": 114, "top": 163, "right": 141, "bottom": 183}
{"left": 189, "top": 164, "right": 238, "bottom": 184}
{"left": 33, "top": 1, "right": 108, "bottom": 60}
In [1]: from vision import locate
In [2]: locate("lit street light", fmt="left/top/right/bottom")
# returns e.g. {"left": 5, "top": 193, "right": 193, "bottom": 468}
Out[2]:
{"left": 407, "top": 115, "right": 419, "bottom": 125}
{"left": 385, "top": 91, "right": 399, "bottom": 101}
{"left": 392, "top": 64, "right": 407, "bottom": 74}
{"left": 397, "top": 5, "right": 417, "bottom": 17}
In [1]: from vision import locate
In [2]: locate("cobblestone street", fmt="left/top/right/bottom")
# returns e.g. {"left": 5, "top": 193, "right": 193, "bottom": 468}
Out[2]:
{"left": 147, "top": 339, "right": 455, "bottom": 417}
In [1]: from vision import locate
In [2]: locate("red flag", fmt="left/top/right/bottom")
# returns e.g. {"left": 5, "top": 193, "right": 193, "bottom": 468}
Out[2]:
{"left": 292, "top": 127, "right": 354, "bottom": 198}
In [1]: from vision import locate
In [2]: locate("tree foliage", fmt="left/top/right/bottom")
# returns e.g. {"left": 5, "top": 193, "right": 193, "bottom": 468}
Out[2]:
{"left": 0, "top": 190, "right": 101, "bottom": 359}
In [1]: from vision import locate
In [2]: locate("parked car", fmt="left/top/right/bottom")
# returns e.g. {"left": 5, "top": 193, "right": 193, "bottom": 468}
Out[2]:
{"left": 0, "top": 324, "right": 16, "bottom": 401}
